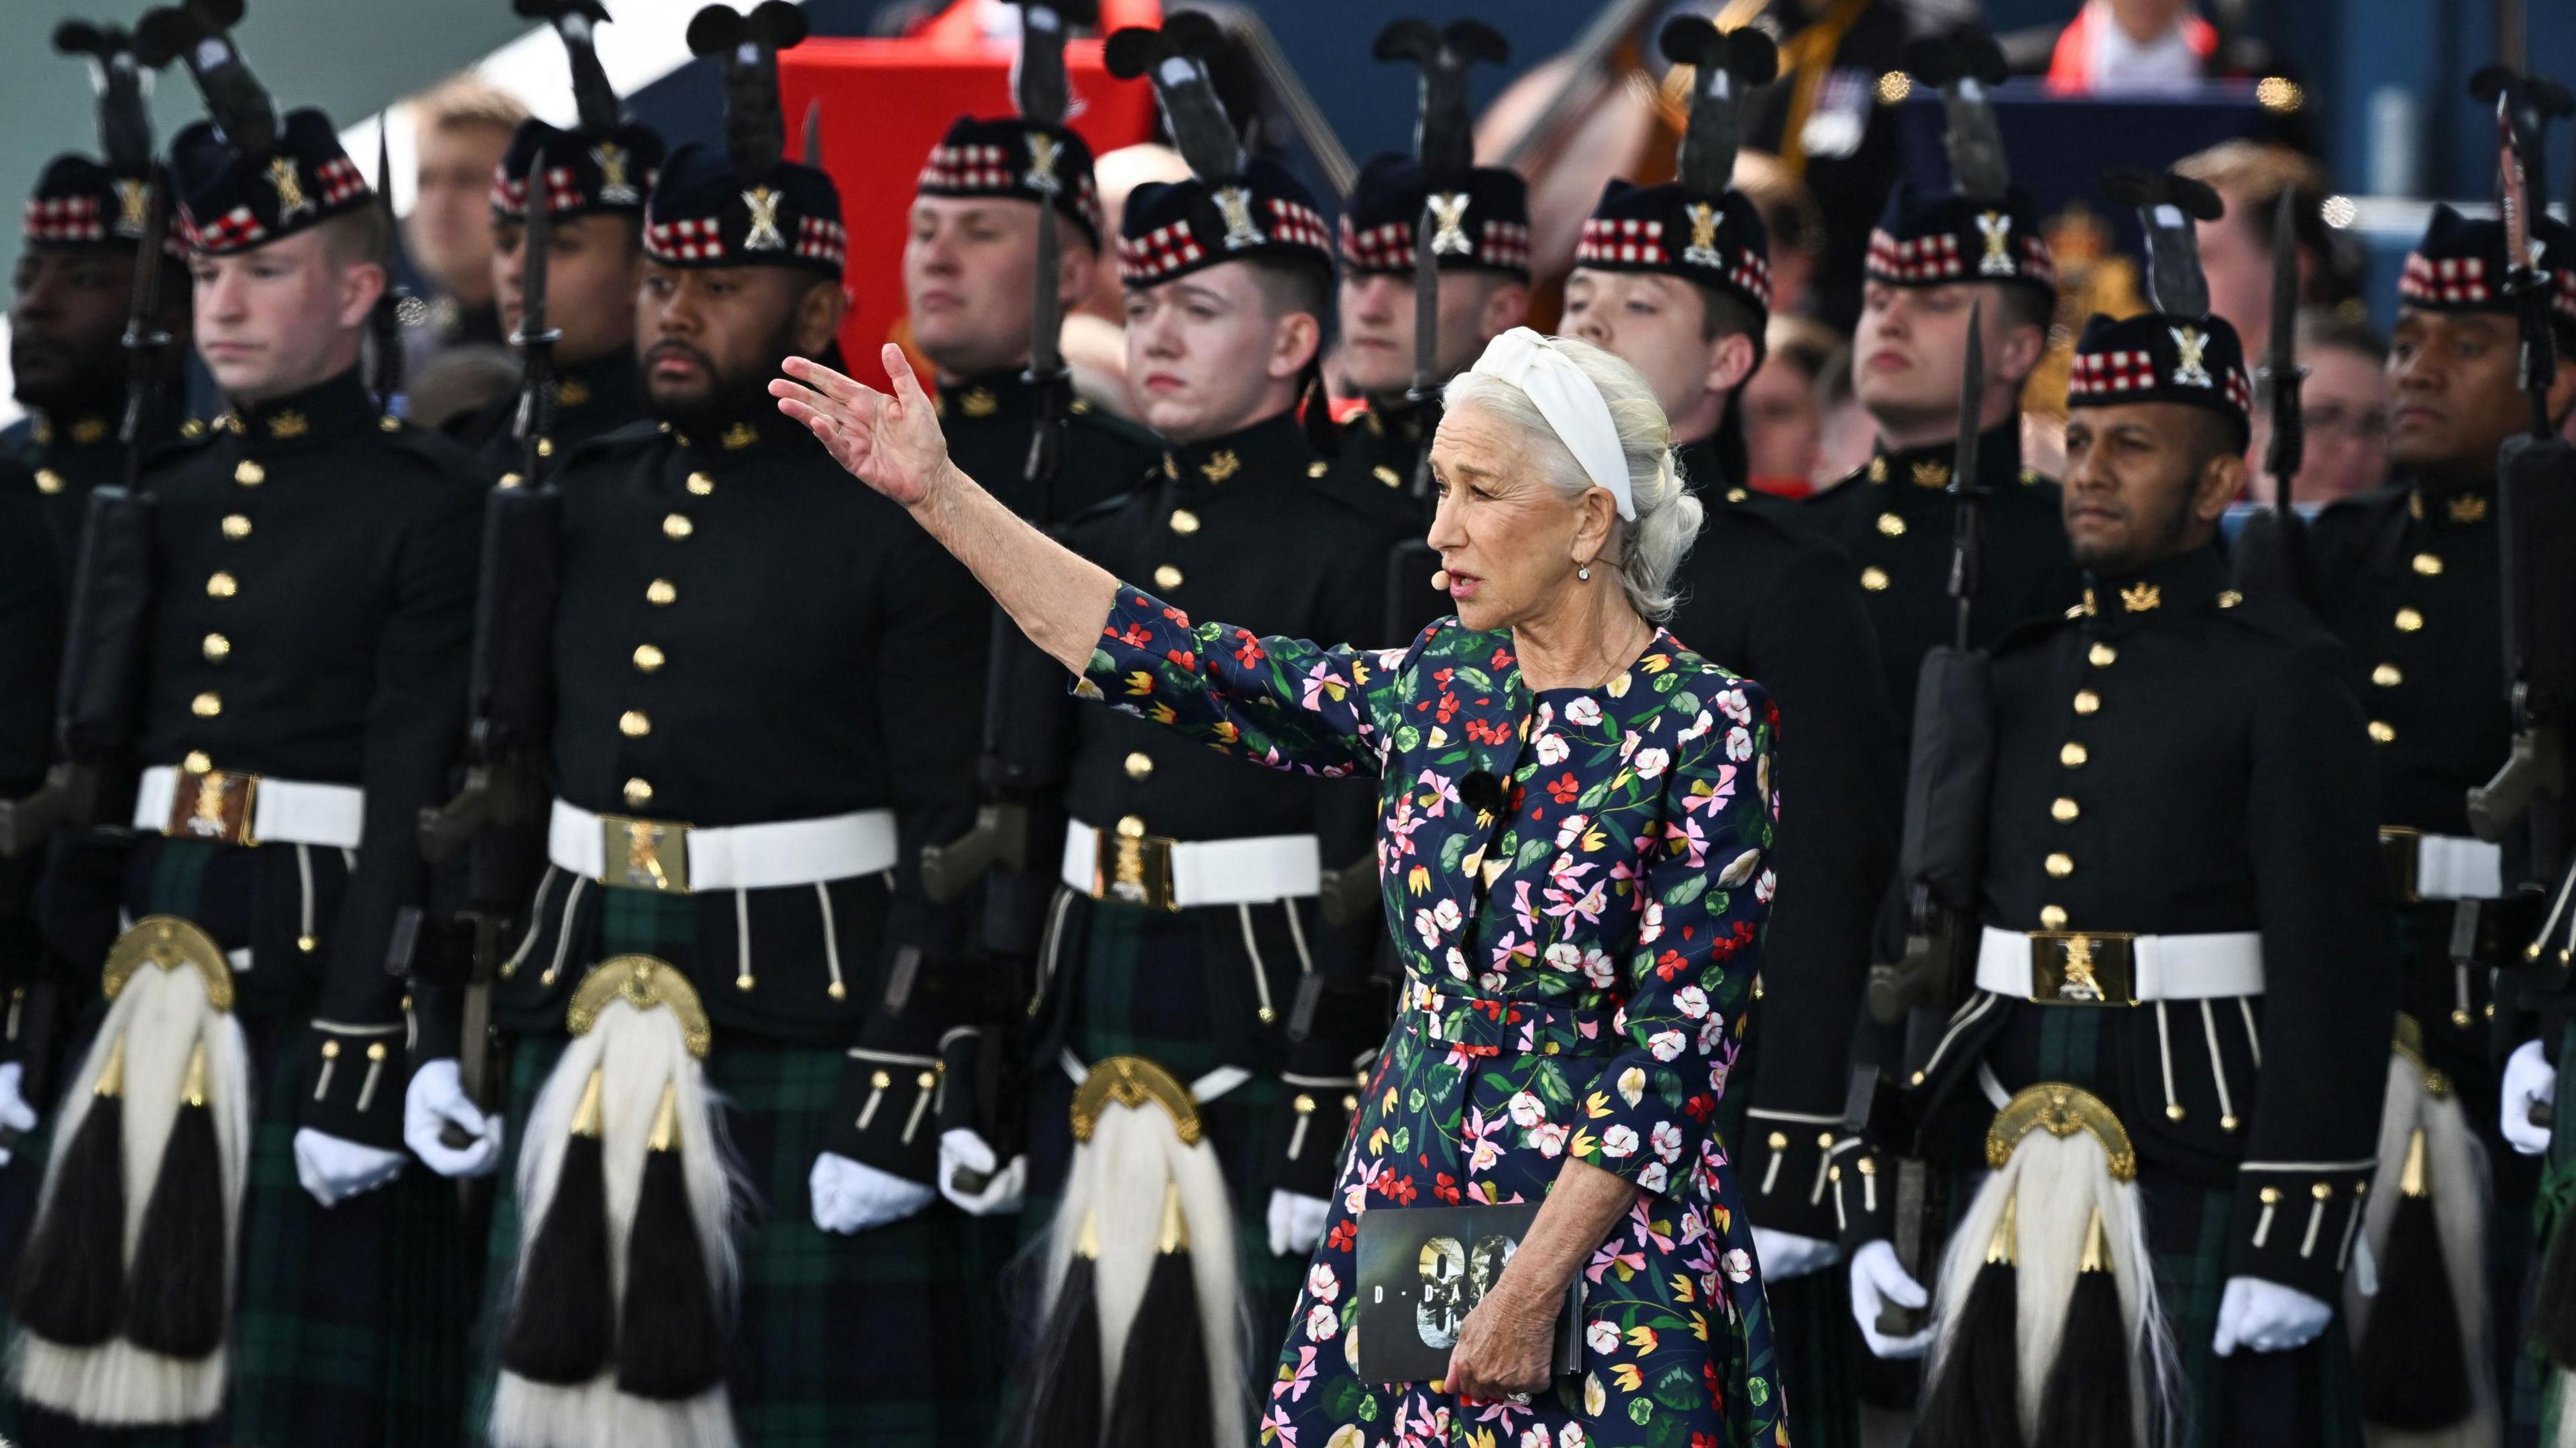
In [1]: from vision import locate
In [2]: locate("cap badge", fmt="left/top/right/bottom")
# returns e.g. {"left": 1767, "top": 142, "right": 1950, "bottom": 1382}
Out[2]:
{"left": 1977, "top": 211, "right": 2015, "bottom": 276}
{"left": 266, "top": 156, "right": 313, "bottom": 224}
{"left": 1213, "top": 185, "right": 1267, "bottom": 250}
{"left": 1428, "top": 192, "right": 1473, "bottom": 256}
{"left": 2169, "top": 326, "right": 2212, "bottom": 388}
{"left": 741, "top": 186, "right": 786, "bottom": 250}
{"left": 1199, "top": 449, "right": 1241, "bottom": 483}
{"left": 594, "top": 143, "right": 639, "bottom": 206}
{"left": 1024, "top": 133, "right": 1064, "bottom": 197}
{"left": 115, "top": 178, "right": 150, "bottom": 237}
{"left": 2121, "top": 581, "right": 2161, "bottom": 613}
{"left": 1682, "top": 201, "right": 1725, "bottom": 268}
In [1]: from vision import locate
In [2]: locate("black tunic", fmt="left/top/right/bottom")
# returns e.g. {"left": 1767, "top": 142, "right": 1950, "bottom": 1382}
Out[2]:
{"left": 127, "top": 368, "right": 485, "bottom": 1146}
{"left": 1902, "top": 545, "right": 2398, "bottom": 1299}
{"left": 1662, "top": 455, "right": 1901, "bottom": 1239}
{"left": 2302, "top": 474, "right": 2514, "bottom": 1093}
{"left": 931, "top": 368, "right": 1157, "bottom": 527}
{"left": 1800, "top": 425, "right": 2084, "bottom": 746}
{"left": 2, "top": 406, "right": 180, "bottom": 571}
{"left": 444, "top": 345, "right": 652, "bottom": 476}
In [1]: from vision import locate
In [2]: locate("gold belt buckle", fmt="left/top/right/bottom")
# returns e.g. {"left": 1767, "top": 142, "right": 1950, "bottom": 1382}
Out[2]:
{"left": 2379, "top": 826, "right": 2423, "bottom": 905}
{"left": 168, "top": 769, "right": 260, "bottom": 846}
{"left": 1092, "top": 818, "right": 1177, "bottom": 912}
{"left": 2028, "top": 930, "right": 2139, "bottom": 1006}
{"left": 600, "top": 814, "right": 692, "bottom": 893}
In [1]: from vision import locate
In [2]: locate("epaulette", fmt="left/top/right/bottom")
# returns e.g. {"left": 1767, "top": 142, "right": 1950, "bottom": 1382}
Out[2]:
{"left": 551, "top": 417, "right": 667, "bottom": 471}
{"left": 1067, "top": 396, "right": 1157, "bottom": 451}
{"left": 1992, "top": 609, "right": 2072, "bottom": 657}
{"left": 1056, "top": 478, "right": 1148, "bottom": 538}
{"left": 2210, "top": 581, "right": 2341, "bottom": 650}
{"left": 1293, "top": 453, "right": 1391, "bottom": 528}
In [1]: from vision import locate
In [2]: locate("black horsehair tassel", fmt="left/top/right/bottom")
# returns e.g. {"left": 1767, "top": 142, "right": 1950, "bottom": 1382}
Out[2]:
{"left": 616, "top": 1081, "right": 726, "bottom": 1400}
{"left": 1012, "top": 1208, "right": 1104, "bottom": 1448}
{"left": 2035, "top": 1206, "right": 2138, "bottom": 1448}
{"left": 1105, "top": 1180, "right": 1216, "bottom": 1448}
{"left": 1918, "top": 1189, "right": 2025, "bottom": 1448}
{"left": 2360, "top": 1127, "right": 2471, "bottom": 1427}
{"left": 125, "top": 1041, "right": 226, "bottom": 1358}
{"left": 14, "top": 1032, "right": 132, "bottom": 1347}
{"left": 501, "top": 1066, "right": 612, "bottom": 1383}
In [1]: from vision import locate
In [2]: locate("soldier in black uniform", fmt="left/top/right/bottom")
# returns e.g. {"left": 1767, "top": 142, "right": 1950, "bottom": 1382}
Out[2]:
{"left": 425, "top": 11, "right": 1004, "bottom": 1444}
{"left": 1801, "top": 185, "right": 2081, "bottom": 746}
{"left": 2296, "top": 205, "right": 2576, "bottom": 1425}
{"left": 6, "top": 22, "right": 192, "bottom": 563}
{"left": 961, "top": 27, "right": 1395, "bottom": 1429}
{"left": 446, "top": 8, "right": 664, "bottom": 472}
{"left": 1841, "top": 292, "right": 2398, "bottom": 1448}
{"left": 907, "top": 115, "right": 1155, "bottom": 523}
{"left": 0, "top": 471, "right": 62, "bottom": 1182}
{"left": 5, "top": 54, "right": 486, "bottom": 1444}
{"left": 1330, "top": 154, "right": 1531, "bottom": 518}
{"left": 1554, "top": 50, "right": 1900, "bottom": 1447}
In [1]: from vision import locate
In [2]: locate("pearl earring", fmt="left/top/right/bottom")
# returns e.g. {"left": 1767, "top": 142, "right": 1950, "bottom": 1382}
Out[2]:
{"left": 1577, "top": 564, "right": 1592, "bottom": 581}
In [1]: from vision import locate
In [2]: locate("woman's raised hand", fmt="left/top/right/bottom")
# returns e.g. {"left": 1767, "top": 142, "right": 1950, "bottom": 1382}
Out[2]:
{"left": 770, "top": 344, "right": 955, "bottom": 508}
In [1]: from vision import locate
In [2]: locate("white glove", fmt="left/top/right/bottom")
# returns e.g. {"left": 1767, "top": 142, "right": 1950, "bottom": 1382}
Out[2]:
{"left": 808, "top": 1150, "right": 936, "bottom": 1234}
{"left": 2212, "top": 1275, "right": 2332, "bottom": 1356}
{"left": 2504, "top": 1038, "right": 2556, "bottom": 1156}
{"left": 403, "top": 1058, "right": 503, "bottom": 1179}
{"left": 1267, "top": 1188, "right": 1332, "bottom": 1258}
{"left": 292, "top": 1127, "right": 407, "bottom": 1208}
{"left": 1848, "top": 1239, "right": 1935, "bottom": 1359}
{"left": 1753, "top": 1225, "right": 1841, "bottom": 1282}
{"left": 0, "top": 1061, "right": 39, "bottom": 1166}
{"left": 936, "top": 1129, "right": 1026, "bottom": 1216}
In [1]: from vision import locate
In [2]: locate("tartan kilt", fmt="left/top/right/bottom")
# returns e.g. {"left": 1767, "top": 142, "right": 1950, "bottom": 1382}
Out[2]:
{"left": 1022, "top": 895, "right": 1313, "bottom": 1366}
{"left": 2510, "top": 1015, "right": 2576, "bottom": 1446}
{"left": 467, "top": 1030, "right": 1010, "bottom": 1447}
{"left": 0, "top": 838, "right": 470, "bottom": 1448}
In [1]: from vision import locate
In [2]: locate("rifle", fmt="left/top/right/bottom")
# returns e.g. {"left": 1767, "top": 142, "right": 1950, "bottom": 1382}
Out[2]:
{"left": 918, "top": 0, "right": 1097, "bottom": 915}
{"left": 371, "top": 127, "right": 405, "bottom": 414}
{"left": 2243, "top": 186, "right": 2319, "bottom": 608}
{"left": 2467, "top": 66, "right": 2575, "bottom": 848}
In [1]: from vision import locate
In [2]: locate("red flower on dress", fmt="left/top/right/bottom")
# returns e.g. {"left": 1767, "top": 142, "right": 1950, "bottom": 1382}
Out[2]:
{"left": 1113, "top": 622, "right": 1152, "bottom": 648}
{"left": 1547, "top": 773, "right": 1582, "bottom": 805}
{"left": 1167, "top": 649, "right": 1196, "bottom": 671}
{"left": 1434, "top": 1172, "right": 1462, "bottom": 1205}
{"left": 1326, "top": 1219, "right": 1357, "bottom": 1253}
{"left": 1234, "top": 636, "right": 1267, "bottom": 668}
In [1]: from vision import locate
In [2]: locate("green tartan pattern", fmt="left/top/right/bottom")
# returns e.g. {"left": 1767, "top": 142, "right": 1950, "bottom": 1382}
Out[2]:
{"left": 469, "top": 1023, "right": 1008, "bottom": 1447}
{"left": 2512, "top": 1015, "right": 2576, "bottom": 1445}
{"left": 1015, "top": 899, "right": 1312, "bottom": 1433}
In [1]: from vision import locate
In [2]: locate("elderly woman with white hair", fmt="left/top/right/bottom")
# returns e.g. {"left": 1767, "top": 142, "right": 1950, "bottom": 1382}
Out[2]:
{"left": 771, "top": 329, "right": 1788, "bottom": 1446}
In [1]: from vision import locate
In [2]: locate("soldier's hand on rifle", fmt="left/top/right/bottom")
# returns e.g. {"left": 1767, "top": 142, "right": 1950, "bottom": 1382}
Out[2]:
{"left": 808, "top": 1149, "right": 936, "bottom": 1233}
{"left": 0, "top": 1062, "right": 38, "bottom": 1164}
{"left": 1752, "top": 1225, "right": 1840, "bottom": 1282}
{"left": 2504, "top": 1038, "right": 2557, "bottom": 1155}
{"left": 936, "top": 1129, "right": 1026, "bottom": 1216}
{"left": 2212, "top": 1276, "right": 2331, "bottom": 1355}
{"left": 405, "top": 1058, "right": 504, "bottom": 1178}
{"left": 1847, "top": 1239, "right": 1935, "bottom": 1359}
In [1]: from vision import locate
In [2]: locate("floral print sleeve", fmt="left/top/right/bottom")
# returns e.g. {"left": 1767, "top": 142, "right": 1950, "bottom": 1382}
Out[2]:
{"left": 1566, "top": 678, "right": 1780, "bottom": 1199}
{"left": 1077, "top": 582, "right": 1415, "bottom": 781}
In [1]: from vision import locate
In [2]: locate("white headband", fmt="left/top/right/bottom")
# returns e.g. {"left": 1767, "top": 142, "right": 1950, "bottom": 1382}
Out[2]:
{"left": 1466, "top": 327, "right": 1634, "bottom": 520}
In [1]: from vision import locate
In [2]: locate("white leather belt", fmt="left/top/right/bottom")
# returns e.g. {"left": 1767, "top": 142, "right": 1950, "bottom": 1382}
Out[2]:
{"left": 549, "top": 797, "right": 898, "bottom": 893}
{"left": 2382, "top": 828, "right": 2504, "bottom": 902}
{"left": 1976, "top": 926, "right": 2264, "bottom": 1004}
{"left": 134, "top": 765, "right": 364, "bottom": 850}
{"left": 1060, "top": 817, "right": 1321, "bottom": 909}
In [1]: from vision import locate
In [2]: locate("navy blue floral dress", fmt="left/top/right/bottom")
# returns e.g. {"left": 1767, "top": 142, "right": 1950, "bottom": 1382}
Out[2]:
{"left": 1077, "top": 585, "right": 1789, "bottom": 1448}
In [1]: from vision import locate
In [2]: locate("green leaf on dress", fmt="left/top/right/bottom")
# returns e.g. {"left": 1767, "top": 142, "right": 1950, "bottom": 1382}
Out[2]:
{"left": 1661, "top": 874, "right": 1710, "bottom": 908}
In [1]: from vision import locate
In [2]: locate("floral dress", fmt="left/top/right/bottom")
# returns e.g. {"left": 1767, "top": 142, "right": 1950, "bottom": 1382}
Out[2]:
{"left": 1077, "top": 585, "right": 1788, "bottom": 1448}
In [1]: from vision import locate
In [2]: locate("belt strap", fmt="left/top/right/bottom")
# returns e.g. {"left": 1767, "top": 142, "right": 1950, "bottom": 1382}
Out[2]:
{"left": 1975, "top": 925, "right": 2264, "bottom": 1004}
{"left": 549, "top": 797, "right": 898, "bottom": 893}
{"left": 135, "top": 765, "right": 364, "bottom": 850}
{"left": 2382, "top": 828, "right": 2504, "bottom": 903}
{"left": 1060, "top": 1047, "right": 1248, "bottom": 1105}
{"left": 1060, "top": 817, "right": 1322, "bottom": 909}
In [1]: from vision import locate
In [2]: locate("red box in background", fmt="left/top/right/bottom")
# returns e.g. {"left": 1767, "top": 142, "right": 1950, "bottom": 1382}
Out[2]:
{"left": 780, "top": 27, "right": 1160, "bottom": 391}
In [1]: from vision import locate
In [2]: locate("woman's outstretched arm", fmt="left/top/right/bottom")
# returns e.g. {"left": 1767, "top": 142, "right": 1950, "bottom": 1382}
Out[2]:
{"left": 771, "top": 344, "right": 1114, "bottom": 674}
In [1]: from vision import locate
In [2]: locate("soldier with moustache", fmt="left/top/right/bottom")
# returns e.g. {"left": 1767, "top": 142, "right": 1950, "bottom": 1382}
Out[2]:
{"left": 1798, "top": 36, "right": 2082, "bottom": 746}
{"left": 2292, "top": 205, "right": 2576, "bottom": 1426}
{"left": 1552, "top": 21, "right": 1899, "bottom": 1444}
{"left": 1, "top": 18, "right": 486, "bottom": 1439}
{"left": 957, "top": 20, "right": 1395, "bottom": 1429}
{"left": 447, "top": 4, "right": 664, "bottom": 471}
{"left": 6, "top": 21, "right": 193, "bottom": 563}
{"left": 906, "top": 114, "right": 1156, "bottom": 523}
{"left": 414, "top": 10, "right": 1005, "bottom": 1443}
{"left": 1841, "top": 191, "right": 2398, "bottom": 1447}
